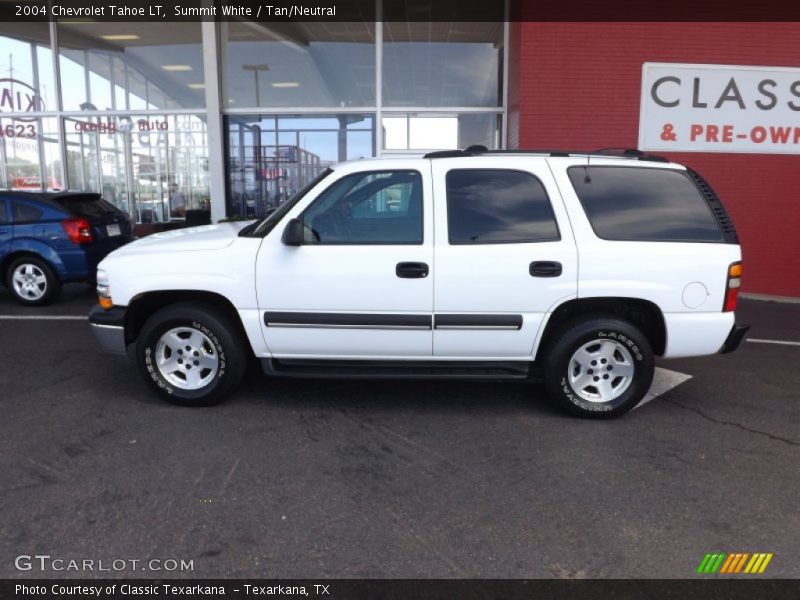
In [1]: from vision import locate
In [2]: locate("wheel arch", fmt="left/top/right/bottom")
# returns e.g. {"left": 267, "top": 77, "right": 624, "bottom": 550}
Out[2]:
{"left": 535, "top": 297, "right": 667, "bottom": 360}
{"left": 1, "top": 249, "right": 60, "bottom": 282}
{"left": 124, "top": 290, "right": 251, "bottom": 354}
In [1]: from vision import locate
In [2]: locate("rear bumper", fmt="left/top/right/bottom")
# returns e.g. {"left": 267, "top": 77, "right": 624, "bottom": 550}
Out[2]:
{"left": 59, "top": 239, "right": 131, "bottom": 282}
{"left": 720, "top": 323, "right": 750, "bottom": 354}
{"left": 88, "top": 304, "right": 127, "bottom": 355}
{"left": 663, "top": 311, "right": 735, "bottom": 358}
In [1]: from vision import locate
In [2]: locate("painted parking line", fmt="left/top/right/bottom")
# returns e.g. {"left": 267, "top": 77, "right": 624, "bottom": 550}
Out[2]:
{"left": 0, "top": 315, "right": 87, "bottom": 320}
{"left": 747, "top": 338, "right": 800, "bottom": 347}
{"left": 634, "top": 367, "right": 693, "bottom": 409}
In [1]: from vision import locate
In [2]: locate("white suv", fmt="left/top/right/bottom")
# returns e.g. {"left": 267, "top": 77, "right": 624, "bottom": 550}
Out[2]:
{"left": 89, "top": 148, "right": 748, "bottom": 418}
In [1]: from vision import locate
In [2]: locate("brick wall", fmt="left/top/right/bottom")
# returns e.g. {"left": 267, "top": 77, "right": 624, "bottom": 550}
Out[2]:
{"left": 508, "top": 22, "right": 800, "bottom": 297}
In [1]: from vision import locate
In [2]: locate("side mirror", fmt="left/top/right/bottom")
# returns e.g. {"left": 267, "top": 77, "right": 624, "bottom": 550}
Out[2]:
{"left": 281, "top": 217, "right": 305, "bottom": 246}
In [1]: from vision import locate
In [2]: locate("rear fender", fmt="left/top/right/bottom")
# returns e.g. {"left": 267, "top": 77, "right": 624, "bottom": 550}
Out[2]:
{"left": 6, "top": 239, "right": 67, "bottom": 278}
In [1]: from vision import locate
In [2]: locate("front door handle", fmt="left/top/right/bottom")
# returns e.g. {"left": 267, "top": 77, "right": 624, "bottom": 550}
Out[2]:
{"left": 530, "top": 261, "right": 562, "bottom": 277}
{"left": 396, "top": 262, "right": 429, "bottom": 279}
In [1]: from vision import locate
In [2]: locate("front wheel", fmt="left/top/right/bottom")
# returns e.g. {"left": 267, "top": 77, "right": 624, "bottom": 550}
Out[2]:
{"left": 542, "top": 315, "right": 654, "bottom": 418}
{"left": 135, "top": 302, "right": 248, "bottom": 406}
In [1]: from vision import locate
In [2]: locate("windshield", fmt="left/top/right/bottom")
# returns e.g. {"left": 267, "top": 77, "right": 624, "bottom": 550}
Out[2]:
{"left": 242, "top": 168, "right": 334, "bottom": 238}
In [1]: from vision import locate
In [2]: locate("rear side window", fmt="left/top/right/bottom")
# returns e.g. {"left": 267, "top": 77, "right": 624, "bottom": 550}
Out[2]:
{"left": 0, "top": 199, "right": 7, "bottom": 223}
{"left": 446, "top": 169, "right": 560, "bottom": 244}
{"left": 56, "top": 195, "right": 120, "bottom": 218}
{"left": 567, "top": 167, "right": 723, "bottom": 242}
{"left": 12, "top": 201, "right": 43, "bottom": 223}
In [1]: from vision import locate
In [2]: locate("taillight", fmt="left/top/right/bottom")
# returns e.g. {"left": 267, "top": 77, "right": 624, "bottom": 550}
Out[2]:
{"left": 61, "top": 218, "right": 94, "bottom": 244}
{"left": 723, "top": 262, "right": 742, "bottom": 312}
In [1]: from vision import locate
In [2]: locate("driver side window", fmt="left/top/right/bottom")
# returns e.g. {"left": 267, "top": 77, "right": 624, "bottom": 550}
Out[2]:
{"left": 301, "top": 170, "right": 423, "bottom": 245}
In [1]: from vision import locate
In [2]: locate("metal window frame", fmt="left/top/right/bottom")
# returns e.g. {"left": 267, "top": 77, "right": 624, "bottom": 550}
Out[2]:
{"left": 2, "top": 3, "right": 509, "bottom": 222}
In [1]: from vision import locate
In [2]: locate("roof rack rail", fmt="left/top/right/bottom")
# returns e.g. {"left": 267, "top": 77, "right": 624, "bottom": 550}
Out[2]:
{"left": 592, "top": 148, "right": 668, "bottom": 162}
{"left": 423, "top": 147, "right": 669, "bottom": 162}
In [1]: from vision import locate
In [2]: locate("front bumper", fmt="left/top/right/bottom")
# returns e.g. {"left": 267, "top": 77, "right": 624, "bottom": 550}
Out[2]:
{"left": 89, "top": 304, "right": 128, "bottom": 355}
{"left": 720, "top": 323, "right": 750, "bottom": 354}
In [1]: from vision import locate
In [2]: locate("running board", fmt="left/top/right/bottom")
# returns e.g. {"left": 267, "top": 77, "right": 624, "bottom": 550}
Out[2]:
{"left": 262, "top": 359, "right": 533, "bottom": 380}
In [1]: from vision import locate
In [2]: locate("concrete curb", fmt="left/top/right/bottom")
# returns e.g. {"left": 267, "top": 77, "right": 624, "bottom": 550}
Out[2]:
{"left": 741, "top": 293, "right": 800, "bottom": 305}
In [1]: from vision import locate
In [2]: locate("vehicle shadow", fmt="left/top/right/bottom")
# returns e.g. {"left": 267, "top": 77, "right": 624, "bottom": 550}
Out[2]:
{"left": 233, "top": 367, "right": 563, "bottom": 418}
{"left": 0, "top": 282, "right": 96, "bottom": 313}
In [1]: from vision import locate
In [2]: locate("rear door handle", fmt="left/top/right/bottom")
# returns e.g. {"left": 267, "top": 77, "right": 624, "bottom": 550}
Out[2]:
{"left": 396, "top": 262, "right": 429, "bottom": 279}
{"left": 529, "top": 261, "right": 562, "bottom": 277}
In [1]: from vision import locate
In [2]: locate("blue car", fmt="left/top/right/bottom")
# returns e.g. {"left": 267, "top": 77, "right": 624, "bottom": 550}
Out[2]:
{"left": 0, "top": 191, "right": 133, "bottom": 306}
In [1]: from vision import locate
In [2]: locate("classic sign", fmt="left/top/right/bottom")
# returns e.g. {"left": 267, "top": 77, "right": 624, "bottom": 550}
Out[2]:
{"left": 639, "top": 63, "right": 800, "bottom": 154}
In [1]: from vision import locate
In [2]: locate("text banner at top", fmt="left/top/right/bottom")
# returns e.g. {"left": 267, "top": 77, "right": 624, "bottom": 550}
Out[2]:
{"left": 5, "top": 1, "right": 800, "bottom": 22}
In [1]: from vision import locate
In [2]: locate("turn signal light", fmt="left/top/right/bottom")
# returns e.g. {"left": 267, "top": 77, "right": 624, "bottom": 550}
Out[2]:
{"left": 723, "top": 261, "right": 742, "bottom": 312}
{"left": 98, "top": 296, "right": 114, "bottom": 310}
{"left": 62, "top": 218, "right": 94, "bottom": 244}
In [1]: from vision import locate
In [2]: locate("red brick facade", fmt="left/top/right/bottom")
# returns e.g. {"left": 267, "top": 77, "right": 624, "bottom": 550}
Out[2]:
{"left": 507, "top": 22, "right": 800, "bottom": 297}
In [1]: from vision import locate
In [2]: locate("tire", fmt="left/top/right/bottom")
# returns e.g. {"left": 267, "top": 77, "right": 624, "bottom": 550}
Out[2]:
{"left": 135, "top": 302, "right": 248, "bottom": 406}
{"left": 541, "top": 314, "right": 654, "bottom": 418}
{"left": 6, "top": 255, "right": 61, "bottom": 306}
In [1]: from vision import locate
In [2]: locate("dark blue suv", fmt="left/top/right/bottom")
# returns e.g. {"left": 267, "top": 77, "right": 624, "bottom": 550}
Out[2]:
{"left": 0, "top": 192, "right": 133, "bottom": 306}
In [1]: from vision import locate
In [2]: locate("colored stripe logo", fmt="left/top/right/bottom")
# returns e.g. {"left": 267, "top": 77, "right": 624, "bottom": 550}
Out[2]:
{"left": 697, "top": 552, "right": 773, "bottom": 574}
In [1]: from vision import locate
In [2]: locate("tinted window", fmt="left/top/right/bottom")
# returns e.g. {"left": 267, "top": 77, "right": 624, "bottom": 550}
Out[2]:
{"left": 12, "top": 201, "right": 43, "bottom": 223}
{"left": 446, "top": 169, "right": 560, "bottom": 244}
{"left": 56, "top": 195, "right": 120, "bottom": 218}
{"left": 302, "top": 170, "right": 423, "bottom": 244}
{"left": 567, "top": 167, "right": 724, "bottom": 242}
{"left": 0, "top": 199, "right": 8, "bottom": 224}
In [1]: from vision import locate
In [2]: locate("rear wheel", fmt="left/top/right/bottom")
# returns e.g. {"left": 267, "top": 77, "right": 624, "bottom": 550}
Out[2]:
{"left": 6, "top": 256, "right": 61, "bottom": 306}
{"left": 135, "top": 302, "right": 248, "bottom": 406}
{"left": 542, "top": 315, "right": 654, "bottom": 418}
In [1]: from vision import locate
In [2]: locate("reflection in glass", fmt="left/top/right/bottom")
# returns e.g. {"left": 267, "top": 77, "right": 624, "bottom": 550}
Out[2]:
{"left": 446, "top": 170, "right": 560, "bottom": 244}
{"left": 302, "top": 170, "right": 423, "bottom": 244}
{"left": 383, "top": 21, "right": 503, "bottom": 107}
{"left": 0, "top": 24, "right": 56, "bottom": 113}
{"left": 0, "top": 117, "right": 61, "bottom": 191}
{"left": 223, "top": 22, "right": 375, "bottom": 108}
{"left": 567, "top": 167, "right": 725, "bottom": 242}
{"left": 64, "top": 114, "right": 209, "bottom": 224}
{"left": 226, "top": 114, "right": 375, "bottom": 218}
{"left": 56, "top": 22, "right": 205, "bottom": 111}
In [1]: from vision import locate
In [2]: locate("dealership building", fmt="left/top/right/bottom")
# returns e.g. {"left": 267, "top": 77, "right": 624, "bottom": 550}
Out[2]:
{"left": 0, "top": 11, "right": 798, "bottom": 297}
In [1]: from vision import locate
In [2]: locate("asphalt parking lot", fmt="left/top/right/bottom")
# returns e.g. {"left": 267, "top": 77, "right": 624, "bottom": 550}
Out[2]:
{"left": 0, "top": 286, "right": 798, "bottom": 579}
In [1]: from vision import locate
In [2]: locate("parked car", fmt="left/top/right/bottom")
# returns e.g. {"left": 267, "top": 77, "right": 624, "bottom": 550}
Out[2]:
{"left": 89, "top": 148, "right": 748, "bottom": 418}
{"left": 0, "top": 191, "right": 133, "bottom": 305}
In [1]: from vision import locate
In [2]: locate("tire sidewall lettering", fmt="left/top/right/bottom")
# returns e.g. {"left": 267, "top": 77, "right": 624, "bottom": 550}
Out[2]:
{"left": 561, "top": 328, "right": 645, "bottom": 412}
{"left": 597, "top": 330, "right": 644, "bottom": 362}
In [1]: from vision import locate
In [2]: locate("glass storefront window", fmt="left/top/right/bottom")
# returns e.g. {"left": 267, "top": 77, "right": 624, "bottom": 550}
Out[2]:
{"left": 2, "top": 15, "right": 508, "bottom": 225}
{"left": 383, "top": 113, "right": 501, "bottom": 151}
{"left": 226, "top": 114, "right": 375, "bottom": 218}
{"left": 57, "top": 22, "right": 205, "bottom": 111}
{"left": 223, "top": 22, "right": 375, "bottom": 108}
{"left": 65, "top": 114, "right": 209, "bottom": 224}
{"left": 382, "top": 20, "right": 504, "bottom": 107}
{"left": 0, "top": 117, "right": 61, "bottom": 191}
{"left": 0, "top": 24, "right": 56, "bottom": 114}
